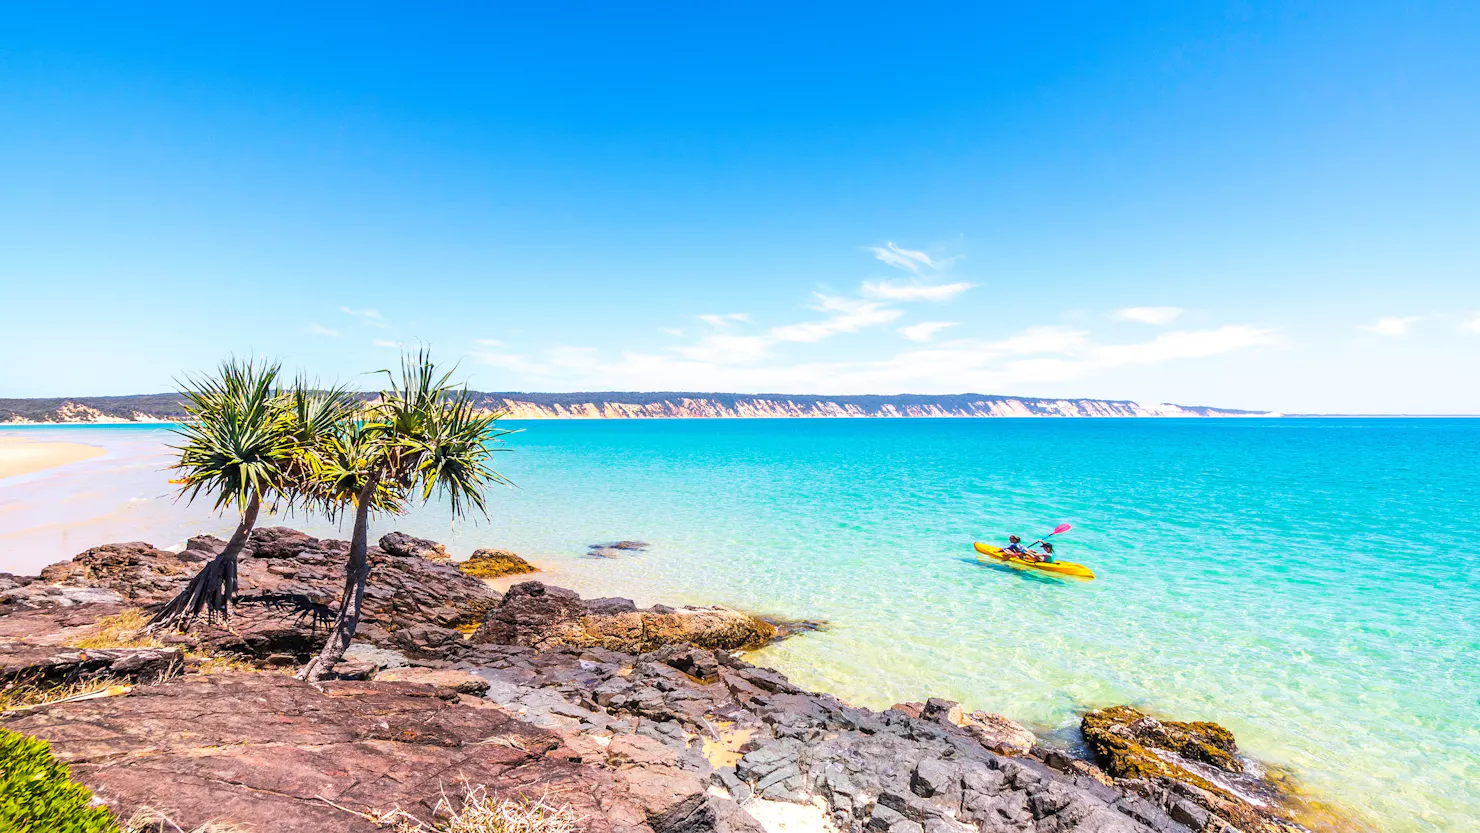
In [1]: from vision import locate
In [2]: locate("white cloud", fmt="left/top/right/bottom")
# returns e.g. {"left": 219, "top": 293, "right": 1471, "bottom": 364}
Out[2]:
{"left": 372, "top": 338, "right": 403, "bottom": 348}
{"left": 770, "top": 295, "right": 903, "bottom": 343}
{"left": 341, "top": 306, "right": 388, "bottom": 328}
{"left": 1090, "top": 325, "right": 1279, "bottom": 365}
{"left": 868, "top": 242, "right": 936, "bottom": 273}
{"left": 698, "top": 313, "right": 752, "bottom": 327}
{"left": 861, "top": 280, "right": 975, "bottom": 302}
{"left": 1462, "top": 313, "right": 1480, "bottom": 333}
{"left": 898, "top": 321, "right": 959, "bottom": 342}
{"left": 1115, "top": 307, "right": 1185, "bottom": 325}
{"left": 469, "top": 322, "right": 1276, "bottom": 395}
{"left": 1361, "top": 316, "right": 1422, "bottom": 336}
{"left": 305, "top": 323, "right": 341, "bottom": 337}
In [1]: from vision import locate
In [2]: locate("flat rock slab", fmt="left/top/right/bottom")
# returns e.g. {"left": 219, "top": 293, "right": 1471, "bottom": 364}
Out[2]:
{"left": 2, "top": 672, "right": 616, "bottom": 833}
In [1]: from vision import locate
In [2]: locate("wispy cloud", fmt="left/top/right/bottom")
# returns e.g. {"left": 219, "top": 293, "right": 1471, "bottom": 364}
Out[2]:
{"left": 698, "top": 313, "right": 752, "bottom": 327}
{"left": 372, "top": 338, "right": 403, "bottom": 348}
{"left": 898, "top": 321, "right": 958, "bottom": 342}
{"left": 465, "top": 243, "right": 1277, "bottom": 394}
{"left": 472, "top": 322, "right": 1278, "bottom": 394}
{"left": 1115, "top": 306, "right": 1185, "bottom": 325}
{"left": 867, "top": 242, "right": 936, "bottom": 273}
{"left": 771, "top": 295, "right": 903, "bottom": 343}
{"left": 1361, "top": 316, "right": 1422, "bottom": 336}
{"left": 1463, "top": 312, "right": 1480, "bottom": 333}
{"left": 341, "top": 306, "right": 388, "bottom": 328}
{"left": 305, "top": 323, "right": 341, "bottom": 337}
{"left": 862, "top": 280, "right": 974, "bottom": 303}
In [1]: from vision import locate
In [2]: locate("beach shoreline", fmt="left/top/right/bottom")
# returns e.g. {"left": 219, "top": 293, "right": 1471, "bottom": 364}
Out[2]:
{"left": 0, "top": 435, "right": 106, "bottom": 480}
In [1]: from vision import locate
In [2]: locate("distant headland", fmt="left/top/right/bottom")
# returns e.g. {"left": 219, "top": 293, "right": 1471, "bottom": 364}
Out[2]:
{"left": 0, "top": 391, "right": 1277, "bottom": 423}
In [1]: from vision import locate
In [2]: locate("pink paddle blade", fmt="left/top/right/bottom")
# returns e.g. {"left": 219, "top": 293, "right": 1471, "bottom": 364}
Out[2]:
{"left": 1053, "top": 523, "right": 1072, "bottom": 535}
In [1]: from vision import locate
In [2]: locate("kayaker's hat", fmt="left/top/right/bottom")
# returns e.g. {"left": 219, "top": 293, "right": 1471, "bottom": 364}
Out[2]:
{"left": 1042, "top": 543, "right": 1054, "bottom": 552}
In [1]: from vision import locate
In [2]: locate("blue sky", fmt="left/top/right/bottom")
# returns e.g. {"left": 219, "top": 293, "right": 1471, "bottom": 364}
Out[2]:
{"left": 1, "top": 2, "right": 1477, "bottom": 413}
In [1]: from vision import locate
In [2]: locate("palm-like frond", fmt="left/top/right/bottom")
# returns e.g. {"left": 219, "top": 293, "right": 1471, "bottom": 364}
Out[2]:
{"left": 280, "top": 380, "right": 364, "bottom": 510}
{"left": 304, "top": 419, "right": 405, "bottom": 521}
{"left": 169, "top": 358, "right": 294, "bottom": 510}
{"left": 375, "top": 350, "right": 514, "bottom": 520}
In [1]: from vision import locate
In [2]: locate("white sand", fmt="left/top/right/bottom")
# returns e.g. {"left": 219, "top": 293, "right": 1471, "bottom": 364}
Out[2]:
{"left": 0, "top": 436, "right": 105, "bottom": 480}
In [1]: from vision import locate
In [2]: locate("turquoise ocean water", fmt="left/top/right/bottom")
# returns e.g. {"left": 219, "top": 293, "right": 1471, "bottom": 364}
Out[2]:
{"left": 2, "top": 419, "right": 1477, "bottom": 831}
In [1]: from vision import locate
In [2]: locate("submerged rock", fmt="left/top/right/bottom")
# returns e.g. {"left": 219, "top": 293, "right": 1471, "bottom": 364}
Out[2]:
{"left": 588, "top": 540, "right": 650, "bottom": 558}
{"left": 458, "top": 547, "right": 539, "bottom": 578}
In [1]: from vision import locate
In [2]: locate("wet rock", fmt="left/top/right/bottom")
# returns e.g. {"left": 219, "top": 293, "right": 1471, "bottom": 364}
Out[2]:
{"left": 1084, "top": 706, "right": 1298, "bottom": 833}
{"left": 372, "top": 530, "right": 445, "bottom": 561}
{"left": 459, "top": 547, "right": 538, "bottom": 578}
{"left": 1084, "top": 706, "right": 1241, "bottom": 775}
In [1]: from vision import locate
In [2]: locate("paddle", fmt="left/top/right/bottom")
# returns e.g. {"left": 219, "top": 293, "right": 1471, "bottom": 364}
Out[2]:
{"left": 1027, "top": 523, "right": 1072, "bottom": 549}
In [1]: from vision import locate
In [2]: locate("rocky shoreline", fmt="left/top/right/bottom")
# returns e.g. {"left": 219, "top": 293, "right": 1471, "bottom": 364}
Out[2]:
{"left": 2, "top": 528, "right": 1327, "bottom": 833}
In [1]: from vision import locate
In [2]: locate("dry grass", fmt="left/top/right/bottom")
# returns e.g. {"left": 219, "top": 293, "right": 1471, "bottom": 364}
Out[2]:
{"left": 62, "top": 607, "right": 287, "bottom": 675}
{"left": 67, "top": 608, "right": 162, "bottom": 650}
{"left": 330, "top": 783, "right": 580, "bottom": 833}
{"left": 0, "top": 675, "right": 132, "bottom": 712}
{"left": 431, "top": 788, "right": 580, "bottom": 833}
{"left": 125, "top": 806, "right": 252, "bottom": 833}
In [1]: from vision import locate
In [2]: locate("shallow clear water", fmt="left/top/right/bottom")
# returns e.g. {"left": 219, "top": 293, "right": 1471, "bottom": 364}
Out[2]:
{"left": 2, "top": 419, "right": 1477, "bottom": 831}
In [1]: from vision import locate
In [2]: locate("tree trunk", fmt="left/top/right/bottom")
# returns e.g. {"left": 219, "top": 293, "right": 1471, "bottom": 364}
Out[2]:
{"left": 301, "top": 471, "right": 380, "bottom": 681}
{"left": 147, "top": 492, "right": 260, "bottom": 630}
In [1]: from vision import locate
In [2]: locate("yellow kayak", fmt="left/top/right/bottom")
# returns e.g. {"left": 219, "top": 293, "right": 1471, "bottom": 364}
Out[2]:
{"left": 974, "top": 542, "right": 1096, "bottom": 579}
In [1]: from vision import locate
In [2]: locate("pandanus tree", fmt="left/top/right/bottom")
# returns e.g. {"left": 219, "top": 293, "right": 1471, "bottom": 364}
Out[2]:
{"left": 298, "top": 350, "right": 511, "bottom": 681}
{"left": 148, "top": 359, "right": 292, "bottom": 629}
{"left": 149, "top": 362, "right": 361, "bottom": 630}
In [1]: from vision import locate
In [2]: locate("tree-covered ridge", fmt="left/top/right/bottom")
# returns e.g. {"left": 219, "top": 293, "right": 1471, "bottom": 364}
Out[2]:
{"left": 1, "top": 391, "right": 1270, "bottom": 422}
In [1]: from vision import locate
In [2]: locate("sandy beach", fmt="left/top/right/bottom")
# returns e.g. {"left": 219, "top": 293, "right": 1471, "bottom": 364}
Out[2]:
{"left": 0, "top": 435, "right": 105, "bottom": 479}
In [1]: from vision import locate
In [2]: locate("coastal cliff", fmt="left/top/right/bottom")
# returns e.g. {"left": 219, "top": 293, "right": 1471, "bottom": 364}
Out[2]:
{"left": 0, "top": 392, "right": 1275, "bottom": 423}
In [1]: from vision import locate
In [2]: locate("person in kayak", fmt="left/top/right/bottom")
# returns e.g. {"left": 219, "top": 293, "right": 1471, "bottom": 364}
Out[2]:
{"left": 1025, "top": 542, "right": 1056, "bottom": 563}
{"left": 1003, "top": 535, "right": 1027, "bottom": 555}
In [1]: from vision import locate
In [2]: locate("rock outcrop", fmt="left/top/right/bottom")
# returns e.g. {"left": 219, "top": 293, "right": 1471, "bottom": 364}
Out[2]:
{"left": 3, "top": 673, "right": 624, "bottom": 833}
{"left": 2, "top": 532, "right": 1321, "bottom": 833}
{"left": 33, "top": 527, "right": 502, "bottom": 661}
{"left": 459, "top": 547, "right": 539, "bottom": 578}
{"left": 471, "top": 581, "right": 777, "bottom": 654}
{"left": 1082, "top": 706, "right": 1300, "bottom": 833}
{"left": 893, "top": 698, "right": 1038, "bottom": 756}
{"left": 378, "top": 531, "right": 450, "bottom": 562}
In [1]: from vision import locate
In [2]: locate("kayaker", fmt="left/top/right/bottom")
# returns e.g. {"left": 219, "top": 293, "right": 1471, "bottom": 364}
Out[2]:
{"left": 1028, "top": 542, "right": 1056, "bottom": 563}
{"left": 1003, "top": 535, "right": 1027, "bottom": 555}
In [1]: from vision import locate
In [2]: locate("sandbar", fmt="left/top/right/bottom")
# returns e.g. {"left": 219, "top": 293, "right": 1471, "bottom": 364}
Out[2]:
{"left": 0, "top": 436, "right": 106, "bottom": 479}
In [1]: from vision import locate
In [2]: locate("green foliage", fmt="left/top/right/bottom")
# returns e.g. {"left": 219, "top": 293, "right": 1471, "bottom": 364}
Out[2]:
{"left": 169, "top": 358, "right": 294, "bottom": 512}
{"left": 0, "top": 728, "right": 119, "bottom": 833}
{"left": 305, "top": 349, "right": 514, "bottom": 523}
